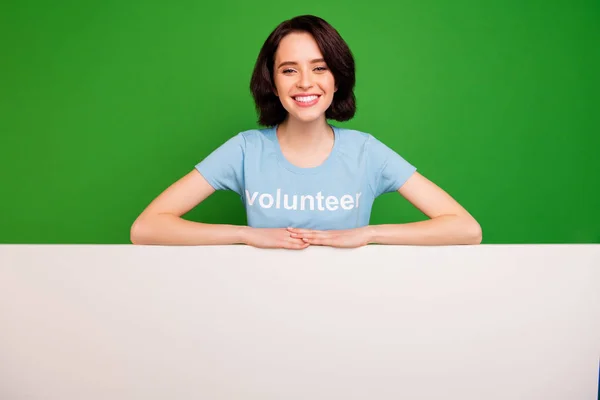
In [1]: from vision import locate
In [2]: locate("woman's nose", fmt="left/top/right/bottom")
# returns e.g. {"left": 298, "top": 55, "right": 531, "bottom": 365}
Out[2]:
{"left": 296, "top": 73, "right": 313, "bottom": 89}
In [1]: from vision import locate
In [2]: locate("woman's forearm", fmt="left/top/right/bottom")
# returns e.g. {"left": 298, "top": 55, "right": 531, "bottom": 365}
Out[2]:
{"left": 130, "top": 213, "right": 248, "bottom": 245}
{"left": 368, "top": 215, "right": 482, "bottom": 245}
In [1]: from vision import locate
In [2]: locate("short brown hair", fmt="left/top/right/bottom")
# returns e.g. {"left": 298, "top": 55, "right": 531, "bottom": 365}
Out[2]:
{"left": 250, "top": 15, "right": 356, "bottom": 126}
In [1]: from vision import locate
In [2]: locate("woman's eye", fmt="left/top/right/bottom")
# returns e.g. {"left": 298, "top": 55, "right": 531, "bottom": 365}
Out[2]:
{"left": 281, "top": 66, "right": 327, "bottom": 75}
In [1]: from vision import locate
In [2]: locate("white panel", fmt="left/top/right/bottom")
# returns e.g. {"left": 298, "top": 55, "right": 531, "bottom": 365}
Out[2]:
{"left": 0, "top": 244, "right": 599, "bottom": 399}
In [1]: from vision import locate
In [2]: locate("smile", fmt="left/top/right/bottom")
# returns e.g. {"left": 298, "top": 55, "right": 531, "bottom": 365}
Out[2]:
{"left": 292, "top": 95, "right": 320, "bottom": 107}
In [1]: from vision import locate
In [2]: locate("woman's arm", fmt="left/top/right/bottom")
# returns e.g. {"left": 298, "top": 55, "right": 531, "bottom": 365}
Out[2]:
{"left": 370, "top": 171, "right": 482, "bottom": 245}
{"left": 131, "top": 214, "right": 248, "bottom": 246}
{"left": 130, "top": 170, "right": 308, "bottom": 249}
{"left": 288, "top": 172, "right": 482, "bottom": 247}
{"left": 130, "top": 170, "right": 245, "bottom": 245}
{"left": 368, "top": 216, "right": 481, "bottom": 245}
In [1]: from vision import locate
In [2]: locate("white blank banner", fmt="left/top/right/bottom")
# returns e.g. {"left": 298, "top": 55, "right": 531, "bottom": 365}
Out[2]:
{"left": 0, "top": 244, "right": 599, "bottom": 400}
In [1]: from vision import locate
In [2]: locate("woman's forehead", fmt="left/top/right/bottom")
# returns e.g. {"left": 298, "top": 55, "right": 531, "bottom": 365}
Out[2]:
{"left": 275, "top": 32, "right": 323, "bottom": 62}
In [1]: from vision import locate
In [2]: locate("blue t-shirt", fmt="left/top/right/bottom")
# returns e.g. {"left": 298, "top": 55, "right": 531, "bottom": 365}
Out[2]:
{"left": 195, "top": 125, "right": 417, "bottom": 230}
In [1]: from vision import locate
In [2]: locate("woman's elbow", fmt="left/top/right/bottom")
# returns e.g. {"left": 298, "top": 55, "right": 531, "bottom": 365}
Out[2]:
{"left": 469, "top": 219, "right": 483, "bottom": 244}
{"left": 130, "top": 217, "right": 149, "bottom": 245}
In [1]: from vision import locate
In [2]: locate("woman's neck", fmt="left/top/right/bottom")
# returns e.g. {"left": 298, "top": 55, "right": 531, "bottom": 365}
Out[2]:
{"left": 276, "top": 117, "right": 333, "bottom": 153}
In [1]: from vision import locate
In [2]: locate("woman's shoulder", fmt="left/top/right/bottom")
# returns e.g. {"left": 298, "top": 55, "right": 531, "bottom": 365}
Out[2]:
{"left": 232, "top": 126, "right": 277, "bottom": 145}
{"left": 335, "top": 126, "right": 383, "bottom": 151}
{"left": 208, "top": 127, "right": 275, "bottom": 153}
{"left": 335, "top": 125, "right": 374, "bottom": 140}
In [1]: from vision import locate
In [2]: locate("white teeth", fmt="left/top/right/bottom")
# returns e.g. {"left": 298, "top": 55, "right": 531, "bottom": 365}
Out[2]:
{"left": 294, "top": 95, "right": 318, "bottom": 103}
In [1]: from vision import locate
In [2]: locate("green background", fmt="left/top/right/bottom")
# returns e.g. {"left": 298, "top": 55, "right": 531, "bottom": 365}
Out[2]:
{"left": 1, "top": 0, "right": 598, "bottom": 244}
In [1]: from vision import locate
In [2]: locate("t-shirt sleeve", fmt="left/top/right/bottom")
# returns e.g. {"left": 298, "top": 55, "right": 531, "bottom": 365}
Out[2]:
{"left": 366, "top": 134, "right": 417, "bottom": 197}
{"left": 194, "top": 133, "right": 245, "bottom": 195}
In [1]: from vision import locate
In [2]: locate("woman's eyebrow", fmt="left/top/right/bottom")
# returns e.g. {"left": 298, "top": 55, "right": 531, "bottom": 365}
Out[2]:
{"left": 277, "top": 58, "right": 325, "bottom": 69}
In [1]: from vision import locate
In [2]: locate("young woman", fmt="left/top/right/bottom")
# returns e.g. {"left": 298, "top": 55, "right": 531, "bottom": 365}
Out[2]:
{"left": 130, "top": 15, "right": 482, "bottom": 249}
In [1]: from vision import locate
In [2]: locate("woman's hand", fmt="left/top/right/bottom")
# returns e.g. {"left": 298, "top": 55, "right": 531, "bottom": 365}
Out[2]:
{"left": 286, "top": 227, "right": 372, "bottom": 248}
{"left": 242, "top": 227, "right": 310, "bottom": 250}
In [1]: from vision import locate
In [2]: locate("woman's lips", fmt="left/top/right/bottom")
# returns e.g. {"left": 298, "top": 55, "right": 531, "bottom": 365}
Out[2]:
{"left": 292, "top": 95, "right": 320, "bottom": 107}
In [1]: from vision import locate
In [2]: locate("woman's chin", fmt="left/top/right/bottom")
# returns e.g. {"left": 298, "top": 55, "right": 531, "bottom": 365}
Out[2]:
{"left": 287, "top": 110, "right": 327, "bottom": 124}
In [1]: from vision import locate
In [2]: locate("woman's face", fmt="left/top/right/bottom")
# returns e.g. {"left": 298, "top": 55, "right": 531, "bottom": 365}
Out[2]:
{"left": 273, "top": 32, "right": 337, "bottom": 124}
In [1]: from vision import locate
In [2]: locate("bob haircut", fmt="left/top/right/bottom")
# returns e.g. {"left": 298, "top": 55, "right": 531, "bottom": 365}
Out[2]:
{"left": 250, "top": 15, "right": 356, "bottom": 127}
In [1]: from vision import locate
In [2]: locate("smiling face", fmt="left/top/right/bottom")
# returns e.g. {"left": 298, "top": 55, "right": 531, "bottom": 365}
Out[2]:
{"left": 273, "top": 31, "right": 337, "bottom": 124}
